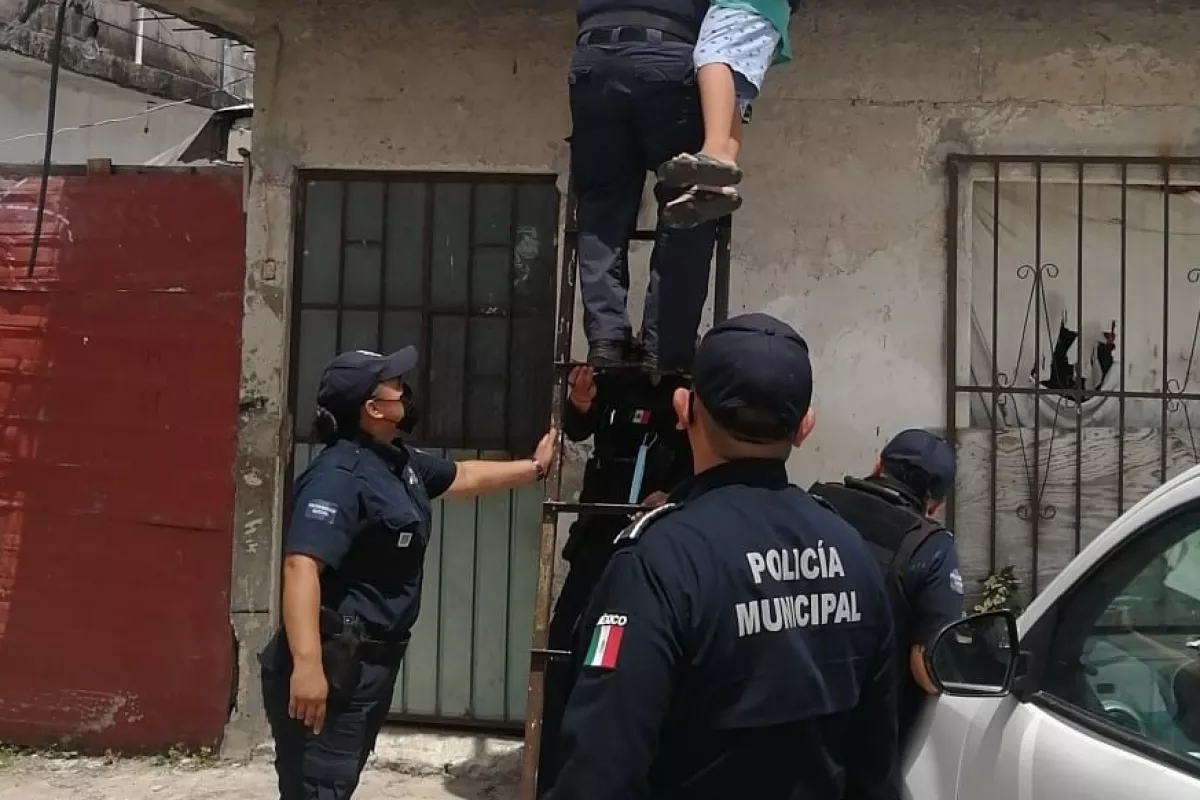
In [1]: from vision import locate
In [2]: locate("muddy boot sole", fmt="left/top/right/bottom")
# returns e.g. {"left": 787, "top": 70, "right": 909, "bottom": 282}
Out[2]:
{"left": 656, "top": 154, "right": 743, "bottom": 188}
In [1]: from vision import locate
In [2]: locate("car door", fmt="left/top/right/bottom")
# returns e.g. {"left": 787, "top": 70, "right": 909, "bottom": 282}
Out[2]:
{"left": 948, "top": 504, "right": 1200, "bottom": 800}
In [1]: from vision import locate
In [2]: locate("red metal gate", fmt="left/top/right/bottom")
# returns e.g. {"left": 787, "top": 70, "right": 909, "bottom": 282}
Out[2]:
{"left": 0, "top": 167, "right": 245, "bottom": 751}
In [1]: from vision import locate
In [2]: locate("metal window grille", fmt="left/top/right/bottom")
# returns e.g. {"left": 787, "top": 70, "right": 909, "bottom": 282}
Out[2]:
{"left": 289, "top": 172, "right": 558, "bottom": 454}
{"left": 946, "top": 155, "right": 1200, "bottom": 600}
{"left": 286, "top": 171, "right": 559, "bottom": 731}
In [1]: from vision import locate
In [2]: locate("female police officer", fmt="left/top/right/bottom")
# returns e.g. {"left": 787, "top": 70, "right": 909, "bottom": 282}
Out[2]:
{"left": 260, "top": 346, "right": 556, "bottom": 800}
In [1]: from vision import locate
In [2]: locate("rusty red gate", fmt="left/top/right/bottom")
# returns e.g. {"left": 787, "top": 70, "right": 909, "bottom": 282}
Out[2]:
{"left": 0, "top": 167, "right": 245, "bottom": 752}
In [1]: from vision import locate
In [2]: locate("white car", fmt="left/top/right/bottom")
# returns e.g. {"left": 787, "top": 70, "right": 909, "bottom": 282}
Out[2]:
{"left": 908, "top": 463, "right": 1200, "bottom": 799}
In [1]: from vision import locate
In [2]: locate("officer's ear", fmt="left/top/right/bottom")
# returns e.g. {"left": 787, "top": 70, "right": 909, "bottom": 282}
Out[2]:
{"left": 926, "top": 497, "right": 945, "bottom": 516}
{"left": 363, "top": 397, "right": 385, "bottom": 421}
{"left": 672, "top": 387, "right": 692, "bottom": 430}
{"left": 871, "top": 458, "right": 883, "bottom": 478}
{"left": 793, "top": 407, "right": 816, "bottom": 447}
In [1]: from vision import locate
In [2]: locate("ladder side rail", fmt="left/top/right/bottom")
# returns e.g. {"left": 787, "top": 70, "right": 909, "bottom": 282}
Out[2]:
{"left": 713, "top": 216, "right": 732, "bottom": 323}
{"left": 519, "top": 195, "right": 733, "bottom": 800}
{"left": 519, "top": 184, "right": 581, "bottom": 800}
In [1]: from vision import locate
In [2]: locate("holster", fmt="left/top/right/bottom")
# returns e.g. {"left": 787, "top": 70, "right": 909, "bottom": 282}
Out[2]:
{"left": 319, "top": 607, "right": 366, "bottom": 694}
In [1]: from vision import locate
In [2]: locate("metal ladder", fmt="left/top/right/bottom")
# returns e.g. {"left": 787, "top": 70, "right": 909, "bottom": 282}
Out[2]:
{"left": 516, "top": 185, "right": 733, "bottom": 798}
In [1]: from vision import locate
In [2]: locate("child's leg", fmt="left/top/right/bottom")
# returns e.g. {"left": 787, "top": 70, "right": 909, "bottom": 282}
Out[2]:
{"left": 657, "top": 7, "right": 779, "bottom": 188}
{"left": 696, "top": 62, "right": 740, "bottom": 166}
{"left": 727, "top": 101, "right": 744, "bottom": 164}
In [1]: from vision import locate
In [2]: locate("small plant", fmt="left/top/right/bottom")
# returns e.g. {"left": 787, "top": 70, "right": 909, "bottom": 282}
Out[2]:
{"left": 975, "top": 565, "right": 1022, "bottom": 614}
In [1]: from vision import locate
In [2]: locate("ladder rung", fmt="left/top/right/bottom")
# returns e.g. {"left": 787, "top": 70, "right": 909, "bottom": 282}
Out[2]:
{"left": 543, "top": 501, "right": 650, "bottom": 515}
{"left": 551, "top": 359, "right": 692, "bottom": 378}
{"left": 564, "top": 227, "right": 657, "bottom": 242}
{"left": 531, "top": 648, "right": 573, "bottom": 662}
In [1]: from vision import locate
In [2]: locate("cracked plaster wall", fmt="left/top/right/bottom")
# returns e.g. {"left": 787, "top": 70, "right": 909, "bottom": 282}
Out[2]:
{"left": 222, "top": 0, "right": 1200, "bottom": 750}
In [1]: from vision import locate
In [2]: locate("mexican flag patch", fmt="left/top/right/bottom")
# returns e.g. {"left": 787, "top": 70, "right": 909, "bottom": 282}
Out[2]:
{"left": 584, "top": 613, "right": 627, "bottom": 669}
{"left": 631, "top": 409, "right": 651, "bottom": 424}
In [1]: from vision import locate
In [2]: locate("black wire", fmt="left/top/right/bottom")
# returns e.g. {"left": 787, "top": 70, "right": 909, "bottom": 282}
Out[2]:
{"left": 26, "top": 0, "right": 69, "bottom": 278}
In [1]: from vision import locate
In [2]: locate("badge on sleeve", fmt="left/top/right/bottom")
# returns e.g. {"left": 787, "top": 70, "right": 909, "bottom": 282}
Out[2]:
{"left": 304, "top": 500, "right": 338, "bottom": 525}
{"left": 949, "top": 568, "right": 964, "bottom": 595}
{"left": 583, "top": 613, "right": 627, "bottom": 670}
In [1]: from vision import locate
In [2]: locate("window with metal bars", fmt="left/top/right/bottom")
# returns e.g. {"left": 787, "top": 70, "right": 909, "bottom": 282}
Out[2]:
{"left": 290, "top": 173, "right": 558, "bottom": 453}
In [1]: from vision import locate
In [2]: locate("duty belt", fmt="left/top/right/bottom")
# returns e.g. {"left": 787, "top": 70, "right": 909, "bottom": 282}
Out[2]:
{"left": 577, "top": 10, "right": 697, "bottom": 45}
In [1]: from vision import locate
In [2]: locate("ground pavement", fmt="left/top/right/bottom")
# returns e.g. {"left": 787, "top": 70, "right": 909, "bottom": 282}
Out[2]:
{"left": 0, "top": 750, "right": 520, "bottom": 800}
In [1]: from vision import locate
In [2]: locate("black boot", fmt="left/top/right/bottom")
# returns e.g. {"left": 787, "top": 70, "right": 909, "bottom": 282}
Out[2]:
{"left": 641, "top": 349, "right": 660, "bottom": 379}
{"left": 587, "top": 340, "right": 627, "bottom": 370}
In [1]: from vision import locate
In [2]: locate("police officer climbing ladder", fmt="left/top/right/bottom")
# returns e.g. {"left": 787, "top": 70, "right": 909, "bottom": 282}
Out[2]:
{"left": 570, "top": 0, "right": 724, "bottom": 375}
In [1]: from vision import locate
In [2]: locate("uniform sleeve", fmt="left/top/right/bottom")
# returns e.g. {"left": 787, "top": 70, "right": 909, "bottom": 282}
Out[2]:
{"left": 408, "top": 447, "right": 458, "bottom": 499}
{"left": 844, "top": 611, "right": 902, "bottom": 800}
{"left": 563, "top": 401, "right": 600, "bottom": 442}
{"left": 909, "top": 533, "right": 966, "bottom": 645}
{"left": 285, "top": 469, "right": 363, "bottom": 569}
{"left": 546, "top": 548, "right": 684, "bottom": 800}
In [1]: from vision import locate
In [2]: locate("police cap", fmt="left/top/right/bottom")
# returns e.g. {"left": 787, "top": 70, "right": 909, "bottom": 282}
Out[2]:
{"left": 880, "top": 428, "right": 956, "bottom": 501}
{"left": 692, "top": 312, "right": 813, "bottom": 442}
{"left": 317, "top": 347, "right": 418, "bottom": 423}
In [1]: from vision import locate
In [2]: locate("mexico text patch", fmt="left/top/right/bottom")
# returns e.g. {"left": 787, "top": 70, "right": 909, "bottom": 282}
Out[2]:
{"left": 584, "top": 613, "right": 627, "bottom": 669}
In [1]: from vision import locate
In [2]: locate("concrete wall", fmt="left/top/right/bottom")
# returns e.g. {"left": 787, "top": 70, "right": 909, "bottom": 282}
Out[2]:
{"left": 217, "top": 0, "right": 1200, "bottom": 748}
{"left": 0, "top": 51, "right": 212, "bottom": 164}
{"left": 0, "top": 0, "right": 251, "bottom": 107}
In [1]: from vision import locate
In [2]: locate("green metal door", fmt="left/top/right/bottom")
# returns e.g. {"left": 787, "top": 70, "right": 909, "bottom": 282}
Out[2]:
{"left": 289, "top": 173, "right": 557, "bottom": 727}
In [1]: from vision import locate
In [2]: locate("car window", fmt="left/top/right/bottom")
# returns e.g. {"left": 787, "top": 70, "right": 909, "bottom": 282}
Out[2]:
{"left": 1041, "top": 508, "right": 1200, "bottom": 766}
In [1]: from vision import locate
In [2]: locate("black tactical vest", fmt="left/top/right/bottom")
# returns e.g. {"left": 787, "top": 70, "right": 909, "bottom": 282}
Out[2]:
{"left": 808, "top": 478, "right": 944, "bottom": 654}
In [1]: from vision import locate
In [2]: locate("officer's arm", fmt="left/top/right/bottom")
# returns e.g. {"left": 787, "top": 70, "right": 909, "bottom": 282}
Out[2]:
{"left": 407, "top": 443, "right": 545, "bottom": 500}
{"left": 282, "top": 556, "right": 323, "bottom": 669}
{"left": 445, "top": 458, "right": 543, "bottom": 497}
{"left": 281, "top": 470, "right": 363, "bottom": 668}
{"left": 438, "top": 432, "right": 555, "bottom": 498}
{"left": 846, "top": 615, "right": 902, "bottom": 800}
{"left": 547, "top": 548, "right": 684, "bottom": 800}
{"left": 562, "top": 399, "right": 599, "bottom": 442}
{"left": 909, "top": 534, "right": 966, "bottom": 694}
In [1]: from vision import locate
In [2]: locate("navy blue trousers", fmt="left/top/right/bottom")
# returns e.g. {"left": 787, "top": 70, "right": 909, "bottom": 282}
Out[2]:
{"left": 569, "top": 40, "right": 718, "bottom": 371}
{"left": 262, "top": 653, "right": 402, "bottom": 800}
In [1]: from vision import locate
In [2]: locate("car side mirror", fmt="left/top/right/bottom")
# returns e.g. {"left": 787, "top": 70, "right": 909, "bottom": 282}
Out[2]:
{"left": 924, "top": 610, "right": 1021, "bottom": 697}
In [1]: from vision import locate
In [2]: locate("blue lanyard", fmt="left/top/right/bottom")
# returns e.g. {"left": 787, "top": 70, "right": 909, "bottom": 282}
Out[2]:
{"left": 628, "top": 432, "right": 654, "bottom": 504}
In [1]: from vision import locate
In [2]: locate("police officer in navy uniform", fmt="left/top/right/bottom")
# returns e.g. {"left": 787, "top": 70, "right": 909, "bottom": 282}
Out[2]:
{"left": 545, "top": 313, "right": 901, "bottom": 800}
{"left": 809, "top": 429, "right": 964, "bottom": 746}
{"left": 571, "top": 0, "right": 719, "bottom": 374}
{"left": 259, "top": 347, "right": 556, "bottom": 800}
{"left": 537, "top": 364, "right": 691, "bottom": 795}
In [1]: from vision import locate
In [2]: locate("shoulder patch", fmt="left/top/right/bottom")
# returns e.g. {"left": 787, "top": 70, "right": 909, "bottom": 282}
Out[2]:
{"left": 949, "top": 568, "right": 964, "bottom": 595}
{"left": 582, "top": 612, "right": 628, "bottom": 670}
{"left": 613, "top": 502, "right": 680, "bottom": 546}
{"left": 303, "top": 499, "right": 339, "bottom": 524}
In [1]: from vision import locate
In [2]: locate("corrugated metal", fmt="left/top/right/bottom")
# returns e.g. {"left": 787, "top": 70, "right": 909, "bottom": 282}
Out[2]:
{"left": 289, "top": 173, "right": 557, "bottom": 728}
{"left": 0, "top": 169, "right": 245, "bottom": 751}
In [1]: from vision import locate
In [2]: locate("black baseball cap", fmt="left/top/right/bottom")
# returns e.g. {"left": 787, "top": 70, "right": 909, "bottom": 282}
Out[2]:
{"left": 316, "top": 347, "right": 418, "bottom": 424}
{"left": 880, "top": 429, "right": 956, "bottom": 501}
{"left": 692, "top": 312, "right": 813, "bottom": 442}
